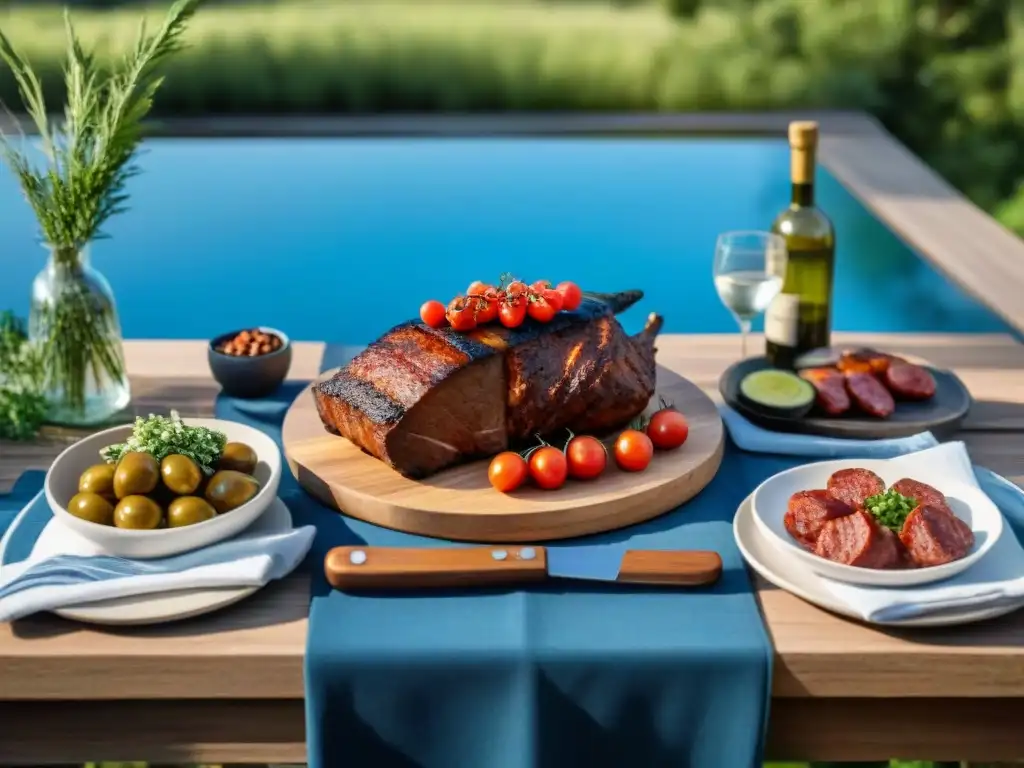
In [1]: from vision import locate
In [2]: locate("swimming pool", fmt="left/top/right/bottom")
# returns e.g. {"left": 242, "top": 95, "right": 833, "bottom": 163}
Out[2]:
{"left": 0, "top": 137, "right": 1008, "bottom": 342}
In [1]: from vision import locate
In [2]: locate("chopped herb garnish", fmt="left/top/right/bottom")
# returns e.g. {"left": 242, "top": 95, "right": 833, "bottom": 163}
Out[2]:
{"left": 100, "top": 410, "right": 227, "bottom": 474}
{"left": 864, "top": 489, "right": 917, "bottom": 533}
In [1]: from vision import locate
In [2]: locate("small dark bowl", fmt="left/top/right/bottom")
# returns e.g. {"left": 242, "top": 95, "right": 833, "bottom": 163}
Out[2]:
{"left": 208, "top": 326, "right": 293, "bottom": 399}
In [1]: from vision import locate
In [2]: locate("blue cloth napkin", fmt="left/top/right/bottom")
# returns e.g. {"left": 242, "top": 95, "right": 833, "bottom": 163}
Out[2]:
{"left": 720, "top": 404, "right": 940, "bottom": 458}
{"left": 216, "top": 346, "right": 776, "bottom": 768}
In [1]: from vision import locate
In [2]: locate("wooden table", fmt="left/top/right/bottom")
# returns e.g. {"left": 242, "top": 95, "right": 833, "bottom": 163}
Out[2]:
{"left": 3, "top": 332, "right": 1024, "bottom": 765}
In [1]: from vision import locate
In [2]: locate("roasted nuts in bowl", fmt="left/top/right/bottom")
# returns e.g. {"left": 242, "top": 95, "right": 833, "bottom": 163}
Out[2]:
{"left": 208, "top": 326, "right": 292, "bottom": 398}
{"left": 46, "top": 412, "right": 282, "bottom": 559}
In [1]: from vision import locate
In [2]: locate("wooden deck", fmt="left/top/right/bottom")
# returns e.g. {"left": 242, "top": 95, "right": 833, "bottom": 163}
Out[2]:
{"left": 3, "top": 334, "right": 1024, "bottom": 764}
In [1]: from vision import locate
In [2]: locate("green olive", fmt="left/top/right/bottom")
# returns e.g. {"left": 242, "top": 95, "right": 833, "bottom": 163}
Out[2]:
{"left": 113, "top": 495, "right": 163, "bottom": 530}
{"left": 217, "top": 442, "right": 258, "bottom": 475}
{"left": 160, "top": 454, "right": 203, "bottom": 496}
{"left": 78, "top": 463, "right": 117, "bottom": 501}
{"left": 204, "top": 470, "right": 260, "bottom": 514}
{"left": 67, "top": 491, "right": 115, "bottom": 526}
{"left": 113, "top": 451, "right": 160, "bottom": 499}
{"left": 167, "top": 496, "right": 217, "bottom": 528}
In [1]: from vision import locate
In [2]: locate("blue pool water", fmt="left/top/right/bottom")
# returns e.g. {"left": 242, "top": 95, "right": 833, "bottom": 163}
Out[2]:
{"left": 0, "top": 137, "right": 1007, "bottom": 342}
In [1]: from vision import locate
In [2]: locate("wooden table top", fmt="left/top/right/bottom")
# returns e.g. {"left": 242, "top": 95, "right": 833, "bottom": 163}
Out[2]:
{"left": 4, "top": 332, "right": 1024, "bottom": 704}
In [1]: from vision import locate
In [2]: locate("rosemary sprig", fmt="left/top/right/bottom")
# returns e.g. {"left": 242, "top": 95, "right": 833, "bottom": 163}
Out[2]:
{"left": 0, "top": 311, "right": 48, "bottom": 440}
{"left": 0, "top": 0, "right": 201, "bottom": 251}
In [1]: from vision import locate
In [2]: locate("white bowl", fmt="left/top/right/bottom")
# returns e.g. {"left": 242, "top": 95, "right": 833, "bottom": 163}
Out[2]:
{"left": 45, "top": 417, "right": 282, "bottom": 559}
{"left": 750, "top": 456, "right": 1002, "bottom": 586}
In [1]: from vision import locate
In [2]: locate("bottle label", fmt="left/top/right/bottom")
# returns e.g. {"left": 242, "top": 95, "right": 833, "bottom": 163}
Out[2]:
{"left": 765, "top": 293, "right": 800, "bottom": 347}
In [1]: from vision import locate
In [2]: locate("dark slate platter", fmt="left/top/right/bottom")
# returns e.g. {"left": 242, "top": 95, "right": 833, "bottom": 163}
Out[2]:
{"left": 719, "top": 356, "right": 972, "bottom": 440}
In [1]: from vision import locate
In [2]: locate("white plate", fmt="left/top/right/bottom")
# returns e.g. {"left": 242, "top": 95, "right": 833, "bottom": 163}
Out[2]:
{"left": 734, "top": 493, "right": 1021, "bottom": 627}
{"left": 29, "top": 496, "right": 293, "bottom": 626}
{"left": 46, "top": 417, "right": 282, "bottom": 559}
{"left": 751, "top": 453, "right": 1002, "bottom": 586}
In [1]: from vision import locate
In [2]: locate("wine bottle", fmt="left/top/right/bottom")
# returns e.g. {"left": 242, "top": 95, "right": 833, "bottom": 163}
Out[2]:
{"left": 764, "top": 120, "right": 836, "bottom": 370}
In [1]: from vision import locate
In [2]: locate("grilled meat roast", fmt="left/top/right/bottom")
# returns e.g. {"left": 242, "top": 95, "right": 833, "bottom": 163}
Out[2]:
{"left": 314, "top": 290, "right": 664, "bottom": 478}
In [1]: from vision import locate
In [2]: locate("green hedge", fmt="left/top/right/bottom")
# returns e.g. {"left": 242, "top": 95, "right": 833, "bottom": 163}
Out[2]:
{"left": 0, "top": 0, "right": 1020, "bottom": 234}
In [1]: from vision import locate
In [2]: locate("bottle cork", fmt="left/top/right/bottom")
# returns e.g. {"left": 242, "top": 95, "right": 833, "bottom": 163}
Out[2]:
{"left": 789, "top": 121, "right": 819, "bottom": 149}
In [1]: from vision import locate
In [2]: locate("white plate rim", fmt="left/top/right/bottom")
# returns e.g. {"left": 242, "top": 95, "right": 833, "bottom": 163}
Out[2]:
{"left": 37, "top": 496, "right": 294, "bottom": 626}
{"left": 750, "top": 456, "right": 1003, "bottom": 586}
{"left": 733, "top": 493, "right": 1022, "bottom": 628}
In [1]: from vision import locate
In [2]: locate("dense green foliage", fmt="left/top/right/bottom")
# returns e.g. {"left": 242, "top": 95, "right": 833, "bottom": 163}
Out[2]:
{"left": 0, "top": 0, "right": 1020, "bottom": 234}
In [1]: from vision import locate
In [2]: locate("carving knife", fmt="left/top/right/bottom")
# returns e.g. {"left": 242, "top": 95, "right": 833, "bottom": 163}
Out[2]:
{"left": 324, "top": 544, "right": 722, "bottom": 591}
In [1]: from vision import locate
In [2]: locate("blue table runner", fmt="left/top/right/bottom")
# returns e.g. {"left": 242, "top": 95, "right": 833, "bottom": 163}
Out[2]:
{"left": 216, "top": 345, "right": 779, "bottom": 768}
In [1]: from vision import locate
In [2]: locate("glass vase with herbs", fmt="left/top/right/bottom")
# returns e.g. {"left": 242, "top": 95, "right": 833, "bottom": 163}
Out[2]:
{"left": 0, "top": 0, "right": 199, "bottom": 427}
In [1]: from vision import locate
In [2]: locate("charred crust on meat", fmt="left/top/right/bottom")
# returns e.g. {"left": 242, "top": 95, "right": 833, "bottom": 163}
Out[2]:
{"left": 316, "top": 370, "right": 403, "bottom": 425}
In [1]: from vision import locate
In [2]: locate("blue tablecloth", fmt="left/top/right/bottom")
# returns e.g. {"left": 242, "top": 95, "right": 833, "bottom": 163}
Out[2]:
{"left": 215, "top": 345, "right": 777, "bottom": 768}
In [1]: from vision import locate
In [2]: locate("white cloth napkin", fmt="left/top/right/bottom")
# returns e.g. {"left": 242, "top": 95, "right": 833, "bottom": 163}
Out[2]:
{"left": 719, "top": 404, "right": 940, "bottom": 458}
{"left": 817, "top": 442, "right": 1024, "bottom": 622}
{"left": 0, "top": 505, "right": 315, "bottom": 622}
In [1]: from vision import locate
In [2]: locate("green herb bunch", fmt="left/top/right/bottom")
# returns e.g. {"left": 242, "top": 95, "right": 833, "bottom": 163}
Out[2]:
{"left": 0, "top": 0, "right": 200, "bottom": 252}
{"left": 864, "top": 489, "right": 917, "bottom": 533}
{"left": 0, "top": 311, "right": 48, "bottom": 440}
{"left": 101, "top": 410, "right": 226, "bottom": 474}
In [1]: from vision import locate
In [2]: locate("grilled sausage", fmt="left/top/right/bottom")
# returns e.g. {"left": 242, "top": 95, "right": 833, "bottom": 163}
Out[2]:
{"left": 784, "top": 489, "right": 856, "bottom": 549}
{"left": 814, "top": 509, "right": 902, "bottom": 569}
{"left": 827, "top": 468, "right": 885, "bottom": 510}
{"left": 890, "top": 478, "right": 951, "bottom": 514}
{"left": 899, "top": 504, "right": 974, "bottom": 567}
{"left": 884, "top": 362, "right": 936, "bottom": 401}
{"left": 799, "top": 367, "right": 851, "bottom": 416}
{"left": 845, "top": 372, "right": 895, "bottom": 418}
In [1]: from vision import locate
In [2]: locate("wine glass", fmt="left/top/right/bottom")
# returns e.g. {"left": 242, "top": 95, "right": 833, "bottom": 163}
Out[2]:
{"left": 713, "top": 231, "right": 787, "bottom": 359}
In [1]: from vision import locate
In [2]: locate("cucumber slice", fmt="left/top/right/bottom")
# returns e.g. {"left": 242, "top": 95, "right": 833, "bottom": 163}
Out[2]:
{"left": 739, "top": 369, "right": 815, "bottom": 418}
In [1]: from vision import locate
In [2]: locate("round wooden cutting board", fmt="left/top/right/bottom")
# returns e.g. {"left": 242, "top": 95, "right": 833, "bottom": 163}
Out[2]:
{"left": 282, "top": 365, "right": 724, "bottom": 542}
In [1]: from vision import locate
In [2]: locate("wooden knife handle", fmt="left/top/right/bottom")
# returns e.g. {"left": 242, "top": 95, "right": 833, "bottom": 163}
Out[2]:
{"left": 325, "top": 546, "right": 549, "bottom": 590}
{"left": 325, "top": 546, "right": 722, "bottom": 591}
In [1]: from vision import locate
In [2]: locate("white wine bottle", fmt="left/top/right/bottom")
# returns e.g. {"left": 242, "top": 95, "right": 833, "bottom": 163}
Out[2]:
{"left": 764, "top": 121, "right": 836, "bottom": 369}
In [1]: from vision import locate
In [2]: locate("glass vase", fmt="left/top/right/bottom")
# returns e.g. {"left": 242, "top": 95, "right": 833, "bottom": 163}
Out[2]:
{"left": 28, "top": 245, "right": 131, "bottom": 427}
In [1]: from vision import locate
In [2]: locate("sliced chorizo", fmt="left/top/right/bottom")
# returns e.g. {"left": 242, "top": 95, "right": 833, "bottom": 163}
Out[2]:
{"left": 814, "top": 509, "right": 901, "bottom": 569}
{"left": 799, "top": 367, "right": 851, "bottom": 416}
{"left": 784, "top": 489, "right": 855, "bottom": 549}
{"left": 890, "top": 478, "right": 951, "bottom": 514}
{"left": 899, "top": 504, "right": 974, "bottom": 567}
{"left": 845, "top": 372, "right": 895, "bottom": 419}
{"left": 884, "top": 362, "right": 936, "bottom": 401}
{"left": 826, "top": 468, "right": 885, "bottom": 510}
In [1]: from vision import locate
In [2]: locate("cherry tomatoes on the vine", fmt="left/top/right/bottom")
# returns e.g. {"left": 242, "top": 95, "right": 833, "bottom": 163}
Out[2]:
{"left": 499, "top": 297, "right": 527, "bottom": 328}
{"left": 475, "top": 290, "right": 500, "bottom": 324}
{"left": 420, "top": 300, "right": 447, "bottom": 329}
{"left": 467, "top": 280, "right": 490, "bottom": 297}
{"left": 488, "top": 452, "right": 529, "bottom": 493}
{"left": 647, "top": 409, "right": 689, "bottom": 450}
{"left": 557, "top": 281, "right": 583, "bottom": 311}
{"left": 614, "top": 429, "right": 653, "bottom": 472}
{"left": 527, "top": 295, "right": 558, "bottom": 323}
{"left": 446, "top": 297, "right": 478, "bottom": 332}
{"left": 566, "top": 435, "right": 607, "bottom": 480}
{"left": 541, "top": 288, "right": 563, "bottom": 312}
{"left": 528, "top": 446, "right": 568, "bottom": 490}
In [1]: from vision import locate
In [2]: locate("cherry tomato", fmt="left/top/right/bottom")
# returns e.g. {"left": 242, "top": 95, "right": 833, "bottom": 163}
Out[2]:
{"left": 499, "top": 296, "right": 527, "bottom": 328}
{"left": 475, "top": 289, "right": 500, "bottom": 324}
{"left": 541, "top": 287, "right": 563, "bottom": 312}
{"left": 527, "top": 295, "right": 558, "bottom": 323}
{"left": 566, "top": 435, "right": 607, "bottom": 480}
{"left": 419, "top": 300, "right": 447, "bottom": 329}
{"left": 488, "top": 452, "right": 528, "bottom": 493}
{"left": 528, "top": 446, "right": 568, "bottom": 490}
{"left": 531, "top": 280, "right": 552, "bottom": 292}
{"left": 446, "top": 297, "right": 477, "bottom": 332}
{"left": 467, "top": 280, "right": 490, "bottom": 297}
{"left": 647, "top": 409, "right": 689, "bottom": 450}
{"left": 506, "top": 280, "right": 528, "bottom": 299}
{"left": 614, "top": 429, "right": 653, "bottom": 472}
{"left": 557, "top": 281, "right": 583, "bottom": 311}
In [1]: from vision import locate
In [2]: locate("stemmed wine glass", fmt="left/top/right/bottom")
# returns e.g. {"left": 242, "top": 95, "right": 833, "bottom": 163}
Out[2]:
{"left": 713, "top": 231, "right": 787, "bottom": 359}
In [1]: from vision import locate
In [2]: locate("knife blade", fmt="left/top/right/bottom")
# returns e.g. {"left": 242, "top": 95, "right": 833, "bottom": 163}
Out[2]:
{"left": 324, "top": 545, "right": 722, "bottom": 591}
